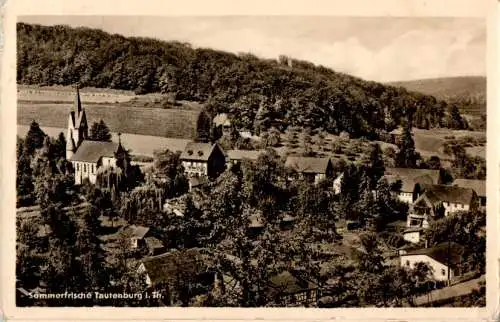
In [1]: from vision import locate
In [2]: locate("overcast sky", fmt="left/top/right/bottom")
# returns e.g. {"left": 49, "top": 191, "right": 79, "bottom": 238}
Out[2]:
{"left": 19, "top": 16, "right": 486, "bottom": 82}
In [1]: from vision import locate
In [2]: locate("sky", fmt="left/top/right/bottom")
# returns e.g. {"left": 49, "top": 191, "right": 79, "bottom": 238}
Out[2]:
{"left": 19, "top": 15, "right": 486, "bottom": 82}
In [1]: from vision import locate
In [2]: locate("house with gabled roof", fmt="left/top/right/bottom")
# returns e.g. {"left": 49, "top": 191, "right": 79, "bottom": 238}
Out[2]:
{"left": 408, "top": 184, "right": 478, "bottom": 228}
{"left": 285, "top": 156, "right": 333, "bottom": 184}
{"left": 137, "top": 247, "right": 216, "bottom": 298}
{"left": 400, "top": 242, "right": 466, "bottom": 281}
{"left": 180, "top": 142, "right": 226, "bottom": 179}
{"left": 452, "top": 178, "right": 486, "bottom": 208}
{"left": 226, "top": 149, "right": 266, "bottom": 166}
{"left": 384, "top": 168, "right": 441, "bottom": 204}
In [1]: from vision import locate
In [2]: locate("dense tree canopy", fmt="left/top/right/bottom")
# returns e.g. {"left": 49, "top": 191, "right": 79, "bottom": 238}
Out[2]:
{"left": 18, "top": 23, "right": 468, "bottom": 138}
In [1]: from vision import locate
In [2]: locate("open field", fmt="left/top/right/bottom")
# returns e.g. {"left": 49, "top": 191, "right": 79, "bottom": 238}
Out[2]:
{"left": 18, "top": 125, "right": 190, "bottom": 157}
{"left": 18, "top": 101, "right": 203, "bottom": 139}
{"left": 18, "top": 85, "right": 136, "bottom": 103}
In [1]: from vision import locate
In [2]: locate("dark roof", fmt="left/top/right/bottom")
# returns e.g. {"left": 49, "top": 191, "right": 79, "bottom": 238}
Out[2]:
{"left": 267, "top": 271, "right": 317, "bottom": 297}
{"left": 140, "top": 248, "right": 214, "bottom": 286}
{"left": 384, "top": 168, "right": 440, "bottom": 192}
{"left": 452, "top": 179, "right": 486, "bottom": 198}
{"left": 285, "top": 156, "right": 332, "bottom": 174}
{"left": 180, "top": 142, "right": 222, "bottom": 161}
{"left": 402, "top": 242, "right": 465, "bottom": 267}
{"left": 70, "top": 140, "right": 118, "bottom": 162}
{"left": 145, "top": 237, "right": 164, "bottom": 250}
{"left": 420, "top": 184, "right": 476, "bottom": 205}
{"left": 131, "top": 226, "right": 150, "bottom": 239}
{"left": 403, "top": 227, "right": 424, "bottom": 233}
{"left": 226, "top": 149, "right": 265, "bottom": 161}
{"left": 189, "top": 176, "right": 209, "bottom": 188}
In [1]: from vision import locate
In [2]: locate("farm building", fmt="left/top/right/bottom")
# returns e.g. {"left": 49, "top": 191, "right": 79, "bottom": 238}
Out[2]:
{"left": 384, "top": 168, "right": 441, "bottom": 204}
{"left": 285, "top": 156, "right": 334, "bottom": 184}
{"left": 266, "top": 271, "right": 320, "bottom": 307}
{"left": 452, "top": 179, "right": 486, "bottom": 208}
{"left": 226, "top": 149, "right": 266, "bottom": 165}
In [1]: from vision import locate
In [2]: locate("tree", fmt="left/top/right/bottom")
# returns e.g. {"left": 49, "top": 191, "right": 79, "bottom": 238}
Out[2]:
{"left": 17, "top": 138, "right": 35, "bottom": 206}
{"left": 367, "top": 143, "right": 385, "bottom": 189}
{"left": 24, "top": 120, "right": 46, "bottom": 155}
{"left": 76, "top": 204, "right": 108, "bottom": 291}
{"left": 53, "top": 132, "right": 67, "bottom": 159}
{"left": 357, "top": 232, "right": 384, "bottom": 274}
{"left": 89, "top": 120, "right": 112, "bottom": 142}
{"left": 395, "top": 125, "right": 419, "bottom": 168}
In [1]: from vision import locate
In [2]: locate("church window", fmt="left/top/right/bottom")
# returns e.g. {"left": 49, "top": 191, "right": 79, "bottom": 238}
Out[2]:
{"left": 77, "top": 163, "right": 79, "bottom": 171}
{"left": 84, "top": 164, "right": 87, "bottom": 172}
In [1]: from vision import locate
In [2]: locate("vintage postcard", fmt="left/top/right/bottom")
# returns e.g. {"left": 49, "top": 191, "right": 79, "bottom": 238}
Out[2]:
{"left": 1, "top": 0, "right": 498, "bottom": 320}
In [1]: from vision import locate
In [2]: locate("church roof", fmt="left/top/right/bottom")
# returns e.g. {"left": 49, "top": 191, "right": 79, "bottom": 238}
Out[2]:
{"left": 70, "top": 140, "right": 118, "bottom": 163}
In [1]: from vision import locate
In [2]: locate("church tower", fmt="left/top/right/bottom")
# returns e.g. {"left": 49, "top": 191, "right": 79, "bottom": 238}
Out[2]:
{"left": 66, "top": 84, "right": 89, "bottom": 160}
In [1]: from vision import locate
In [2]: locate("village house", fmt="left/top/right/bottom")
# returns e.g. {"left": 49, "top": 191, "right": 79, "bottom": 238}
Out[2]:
{"left": 407, "top": 184, "right": 478, "bottom": 229}
{"left": 400, "top": 242, "right": 466, "bottom": 282}
{"left": 402, "top": 227, "right": 425, "bottom": 244}
{"left": 180, "top": 142, "right": 226, "bottom": 179}
{"left": 266, "top": 271, "right": 320, "bottom": 307}
{"left": 452, "top": 178, "right": 486, "bottom": 209}
{"left": 226, "top": 149, "right": 265, "bottom": 166}
{"left": 285, "top": 156, "right": 334, "bottom": 184}
{"left": 384, "top": 168, "right": 441, "bottom": 204}
{"left": 137, "top": 248, "right": 216, "bottom": 304}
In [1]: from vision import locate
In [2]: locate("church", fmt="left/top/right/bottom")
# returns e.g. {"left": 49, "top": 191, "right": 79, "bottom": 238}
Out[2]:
{"left": 66, "top": 86, "right": 126, "bottom": 185}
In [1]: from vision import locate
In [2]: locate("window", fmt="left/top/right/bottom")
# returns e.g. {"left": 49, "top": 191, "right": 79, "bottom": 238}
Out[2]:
{"left": 77, "top": 163, "right": 80, "bottom": 171}
{"left": 84, "top": 164, "right": 87, "bottom": 172}
{"left": 92, "top": 164, "right": 95, "bottom": 173}
{"left": 441, "top": 269, "right": 446, "bottom": 276}
{"left": 406, "top": 260, "right": 410, "bottom": 266}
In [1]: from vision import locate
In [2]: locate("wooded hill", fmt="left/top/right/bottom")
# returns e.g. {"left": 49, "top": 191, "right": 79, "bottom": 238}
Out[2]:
{"left": 17, "top": 23, "right": 469, "bottom": 138}
{"left": 389, "top": 76, "right": 486, "bottom": 117}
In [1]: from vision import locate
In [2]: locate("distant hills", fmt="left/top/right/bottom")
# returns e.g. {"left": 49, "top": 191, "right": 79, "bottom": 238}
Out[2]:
{"left": 389, "top": 76, "right": 486, "bottom": 116}
{"left": 17, "top": 22, "right": 472, "bottom": 136}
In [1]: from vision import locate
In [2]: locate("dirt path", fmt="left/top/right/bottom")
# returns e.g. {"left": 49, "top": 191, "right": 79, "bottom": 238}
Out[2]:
{"left": 413, "top": 275, "right": 485, "bottom": 306}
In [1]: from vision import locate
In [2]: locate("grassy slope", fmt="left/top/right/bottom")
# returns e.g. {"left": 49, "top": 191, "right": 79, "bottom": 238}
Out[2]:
{"left": 389, "top": 76, "right": 486, "bottom": 115}
{"left": 389, "top": 76, "right": 486, "bottom": 101}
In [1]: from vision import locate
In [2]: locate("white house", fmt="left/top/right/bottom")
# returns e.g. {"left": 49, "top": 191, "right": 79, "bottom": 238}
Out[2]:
{"left": 407, "top": 184, "right": 478, "bottom": 229}
{"left": 400, "top": 242, "right": 465, "bottom": 282}
{"left": 180, "top": 142, "right": 226, "bottom": 179}
{"left": 402, "top": 227, "right": 424, "bottom": 244}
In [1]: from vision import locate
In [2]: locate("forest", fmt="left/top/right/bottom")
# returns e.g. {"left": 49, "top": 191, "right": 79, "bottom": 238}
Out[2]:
{"left": 17, "top": 23, "right": 469, "bottom": 138}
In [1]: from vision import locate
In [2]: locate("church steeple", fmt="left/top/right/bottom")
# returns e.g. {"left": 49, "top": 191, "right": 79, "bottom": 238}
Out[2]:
{"left": 75, "top": 83, "right": 82, "bottom": 114}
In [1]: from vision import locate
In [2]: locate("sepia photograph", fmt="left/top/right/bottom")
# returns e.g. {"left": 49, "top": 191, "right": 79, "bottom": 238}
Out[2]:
{"left": 10, "top": 11, "right": 492, "bottom": 312}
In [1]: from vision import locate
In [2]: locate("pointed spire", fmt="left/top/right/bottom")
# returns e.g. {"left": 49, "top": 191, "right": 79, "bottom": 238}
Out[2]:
{"left": 75, "top": 83, "right": 82, "bottom": 114}
{"left": 116, "top": 132, "right": 125, "bottom": 154}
